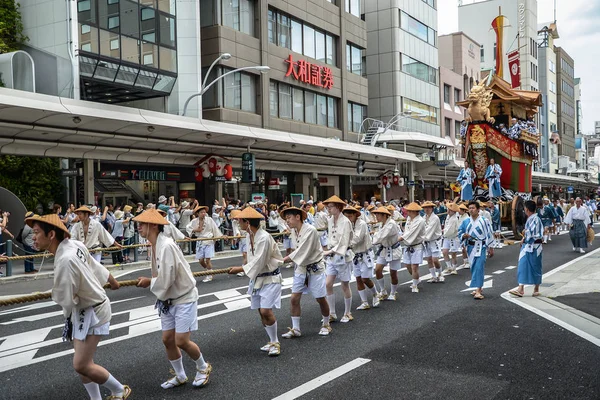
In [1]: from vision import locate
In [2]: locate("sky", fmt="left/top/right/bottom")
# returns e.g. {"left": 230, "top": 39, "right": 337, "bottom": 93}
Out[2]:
{"left": 437, "top": 0, "right": 599, "bottom": 135}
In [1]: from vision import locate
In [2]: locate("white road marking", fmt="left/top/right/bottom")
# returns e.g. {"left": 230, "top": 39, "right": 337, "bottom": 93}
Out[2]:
{"left": 461, "top": 275, "right": 493, "bottom": 292}
{"left": 493, "top": 270, "right": 506, "bottom": 274}
{"left": 505, "top": 266, "right": 517, "bottom": 270}
{"left": 272, "top": 358, "right": 371, "bottom": 400}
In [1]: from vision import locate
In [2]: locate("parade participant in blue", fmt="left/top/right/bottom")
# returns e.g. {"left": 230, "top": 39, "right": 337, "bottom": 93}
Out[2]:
{"left": 537, "top": 197, "right": 554, "bottom": 244}
{"left": 484, "top": 158, "right": 503, "bottom": 199}
{"left": 458, "top": 204, "right": 470, "bottom": 268}
{"left": 434, "top": 201, "right": 447, "bottom": 225}
{"left": 372, "top": 206, "right": 403, "bottom": 300}
{"left": 553, "top": 199, "right": 564, "bottom": 233}
{"left": 135, "top": 209, "right": 212, "bottom": 390}
{"left": 456, "top": 160, "right": 476, "bottom": 201}
{"left": 509, "top": 200, "right": 544, "bottom": 297}
{"left": 227, "top": 207, "right": 284, "bottom": 356}
{"left": 458, "top": 201, "right": 494, "bottom": 300}
{"left": 342, "top": 206, "right": 380, "bottom": 310}
{"left": 564, "top": 197, "right": 591, "bottom": 254}
{"left": 322, "top": 195, "right": 355, "bottom": 324}
{"left": 489, "top": 200, "right": 502, "bottom": 248}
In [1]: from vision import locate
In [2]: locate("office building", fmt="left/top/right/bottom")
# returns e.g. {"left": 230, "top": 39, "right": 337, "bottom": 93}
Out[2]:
{"left": 556, "top": 46, "right": 575, "bottom": 159}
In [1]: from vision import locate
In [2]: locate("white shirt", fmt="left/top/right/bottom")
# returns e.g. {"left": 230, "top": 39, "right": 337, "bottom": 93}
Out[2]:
{"left": 424, "top": 213, "right": 442, "bottom": 242}
{"left": 70, "top": 219, "right": 115, "bottom": 249}
{"left": 564, "top": 205, "right": 591, "bottom": 225}
{"left": 372, "top": 218, "right": 402, "bottom": 260}
{"left": 349, "top": 218, "right": 372, "bottom": 254}
{"left": 327, "top": 214, "right": 354, "bottom": 261}
{"left": 289, "top": 223, "right": 325, "bottom": 274}
{"left": 186, "top": 217, "right": 222, "bottom": 246}
{"left": 401, "top": 215, "right": 426, "bottom": 246}
{"left": 242, "top": 229, "right": 283, "bottom": 290}
{"left": 443, "top": 213, "right": 460, "bottom": 239}
{"left": 314, "top": 211, "right": 328, "bottom": 230}
{"left": 164, "top": 221, "right": 185, "bottom": 241}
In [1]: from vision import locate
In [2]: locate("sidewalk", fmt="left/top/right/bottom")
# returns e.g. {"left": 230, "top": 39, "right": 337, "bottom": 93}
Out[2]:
{"left": 502, "top": 247, "right": 600, "bottom": 348}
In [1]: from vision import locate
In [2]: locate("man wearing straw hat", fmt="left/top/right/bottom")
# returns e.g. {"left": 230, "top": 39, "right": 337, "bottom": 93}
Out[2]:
{"left": 422, "top": 201, "right": 444, "bottom": 283}
{"left": 399, "top": 202, "right": 426, "bottom": 293}
{"left": 441, "top": 203, "right": 462, "bottom": 275}
{"left": 134, "top": 209, "right": 213, "bottom": 390}
{"left": 280, "top": 207, "right": 332, "bottom": 337}
{"left": 344, "top": 206, "right": 380, "bottom": 309}
{"left": 26, "top": 213, "right": 130, "bottom": 400}
{"left": 322, "top": 195, "right": 355, "bottom": 323}
{"left": 185, "top": 205, "right": 222, "bottom": 283}
{"left": 314, "top": 202, "right": 329, "bottom": 250}
{"left": 458, "top": 201, "right": 495, "bottom": 300}
{"left": 371, "top": 206, "right": 402, "bottom": 301}
{"left": 70, "top": 206, "right": 120, "bottom": 264}
{"left": 227, "top": 207, "right": 284, "bottom": 356}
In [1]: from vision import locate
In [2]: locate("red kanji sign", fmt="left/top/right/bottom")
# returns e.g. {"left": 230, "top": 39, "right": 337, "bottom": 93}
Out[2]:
{"left": 284, "top": 54, "right": 334, "bottom": 90}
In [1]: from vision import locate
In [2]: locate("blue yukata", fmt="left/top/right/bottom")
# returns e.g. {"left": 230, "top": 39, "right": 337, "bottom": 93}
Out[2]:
{"left": 537, "top": 205, "right": 554, "bottom": 228}
{"left": 434, "top": 205, "right": 447, "bottom": 225}
{"left": 458, "top": 215, "right": 494, "bottom": 288}
{"left": 517, "top": 213, "right": 544, "bottom": 285}
{"left": 491, "top": 205, "right": 501, "bottom": 232}
{"left": 457, "top": 168, "right": 475, "bottom": 201}
{"left": 484, "top": 164, "right": 503, "bottom": 198}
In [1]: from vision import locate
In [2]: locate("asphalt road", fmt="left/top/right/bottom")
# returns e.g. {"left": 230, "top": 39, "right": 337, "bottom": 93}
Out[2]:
{"left": 1, "top": 231, "right": 599, "bottom": 400}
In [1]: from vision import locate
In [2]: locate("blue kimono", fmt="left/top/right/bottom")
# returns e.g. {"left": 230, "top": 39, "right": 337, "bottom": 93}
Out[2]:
{"left": 458, "top": 215, "right": 494, "bottom": 288}
{"left": 485, "top": 164, "right": 503, "bottom": 198}
{"left": 457, "top": 168, "right": 475, "bottom": 201}
{"left": 434, "top": 205, "right": 447, "bottom": 225}
{"left": 491, "top": 205, "right": 501, "bottom": 232}
{"left": 537, "top": 205, "right": 554, "bottom": 228}
{"left": 517, "top": 214, "right": 543, "bottom": 285}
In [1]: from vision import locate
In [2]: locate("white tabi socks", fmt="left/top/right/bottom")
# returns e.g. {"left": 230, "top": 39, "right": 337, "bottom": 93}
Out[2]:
{"left": 358, "top": 289, "right": 368, "bottom": 303}
{"left": 344, "top": 296, "right": 352, "bottom": 315}
{"left": 167, "top": 357, "right": 187, "bottom": 381}
{"left": 83, "top": 382, "right": 102, "bottom": 400}
{"left": 102, "top": 374, "right": 125, "bottom": 397}
{"left": 265, "top": 322, "right": 279, "bottom": 343}
{"left": 327, "top": 294, "right": 336, "bottom": 316}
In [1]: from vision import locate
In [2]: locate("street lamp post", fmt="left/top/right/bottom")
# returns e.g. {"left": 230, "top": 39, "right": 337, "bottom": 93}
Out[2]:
{"left": 182, "top": 54, "right": 270, "bottom": 117}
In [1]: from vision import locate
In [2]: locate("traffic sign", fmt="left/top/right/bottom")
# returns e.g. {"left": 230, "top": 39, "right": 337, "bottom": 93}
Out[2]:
{"left": 407, "top": 180, "right": 415, "bottom": 187}
{"left": 567, "top": 186, "right": 574, "bottom": 194}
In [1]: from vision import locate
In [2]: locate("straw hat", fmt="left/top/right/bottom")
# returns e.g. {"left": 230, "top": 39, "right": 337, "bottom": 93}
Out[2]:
{"left": 230, "top": 209, "right": 241, "bottom": 219}
{"left": 280, "top": 206, "right": 307, "bottom": 220}
{"left": 25, "top": 214, "right": 71, "bottom": 237}
{"left": 132, "top": 209, "right": 169, "bottom": 225}
{"left": 386, "top": 205, "right": 396, "bottom": 212}
{"left": 447, "top": 203, "right": 460, "bottom": 213}
{"left": 123, "top": 205, "right": 133, "bottom": 213}
{"left": 355, "top": 205, "right": 363, "bottom": 211}
{"left": 194, "top": 205, "right": 209, "bottom": 214}
{"left": 24, "top": 211, "right": 36, "bottom": 220}
{"left": 459, "top": 204, "right": 469, "bottom": 211}
{"left": 114, "top": 210, "right": 124, "bottom": 220}
{"left": 371, "top": 206, "right": 391, "bottom": 216}
{"left": 323, "top": 195, "right": 346, "bottom": 205}
{"left": 342, "top": 205, "right": 361, "bottom": 215}
{"left": 422, "top": 201, "right": 435, "bottom": 208}
{"left": 404, "top": 202, "right": 423, "bottom": 212}
{"left": 237, "top": 207, "right": 265, "bottom": 220}
{"left": 317, "top": 203, "right": 325, "bottom": 212}
{"left": 75, "top": 206, "right": 93, "bottom": 214}
{"left": 367, "top": 205, "right": 375, "bottom": 211}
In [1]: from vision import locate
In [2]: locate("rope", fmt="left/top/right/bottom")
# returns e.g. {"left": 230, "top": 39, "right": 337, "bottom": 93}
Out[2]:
{"left": 0, "top": 267, "right": 232, "bottom": 307}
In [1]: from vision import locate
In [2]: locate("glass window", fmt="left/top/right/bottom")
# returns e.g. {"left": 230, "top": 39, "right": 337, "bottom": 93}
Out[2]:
{"left": 81, "top": 24, "right": 91, "bottom": 34}
{"left": 240, "top": 73, "right": 256, "bottom": 112}
{"left": 454, "top": 88, "right": 461, "bottom": 103}
{"left": 444, "top": 84, "right": 450, "bottom": 104}
{"left": 402, "top": 54, "right": 437, "bottom": 85}
{"left": 291, "top": 20, "right": 302, "bottom": 54}
{"left": 121, "top": 36, "right": 140, "bottom": 64}
{"left": 158, "top": 46, "right": 177, "bottom": 72}
{"left": 278, "top": 14, "right": 291, "bottom": 49}
{"left": 79, "top": 25, "right": 99, "bottom": 54}
{"left": 455, "top": 121, "right": 461, "bottom": 138}
{"left": 157, "top": 0, "right": 176, "bottom": 15}
{"left": 346, "top": 44, "right": 351, "bottom": 72}
{"left": 115, "top": 64, "right": 138, "bottom": 85}
{"left": 293, "top": 88, "right": 304, "bottom": 121}
{"left": 428, "top": 27, "right": 436, "bottom": 47}
{"left": 315, "top": 31, "right": 325, "bottom": 63}
{"left": 78, "top": 0, "right": 96, "bottom": 24}
{"left": 403, "top": 97, "right": 438, "bottom": 124}
{"left": 351, "top": 45, "right": 362, "bottom": 76}
{"left": 143, "top": 53, "right": 154, "bottom": 65}
{"left": 480, "top": 45, "right": 484, "bottom": 62}
{"left": 303, "top": 25, "right": 315, "bottom": 59}
{"left": 78, "top": 0, "right": 90, "bottom": 11}
{"left": 346, "top": 0, "right": 360, "bottom": 17}
{"left": 305, "top": 91, "right": 316, "bottom": 124}
{"left": 401, "top": 11, "right": 436, "bottom": 46}
{"left": 224, "top": 71, "right": 241, "bottom": 109}
{"left": 240, "top": 0, "right": 253, "bottom": 35}
{"left": 100, "top": 29, "right": 120, "bottom": 57}
{"left": 327, "top": 97, "right": 337, "bottom": 128}
{"left": 352, "top": 103, "right": 362, "bottom": 133}
{"left": 279, "top": 83, "right": 292, "bottom": 119}
{"left": 108, "top": 16, "right": 119, "bottom": 29}
{"left": 159, "top": 15, "right": 175, "bottom": 47}
{"left": 267, "top": 10, "right": 275, "bottom": 44}
{"left": 444, "top": 118, "right": 451, "bottom": 137}
{"left": 223, "top": 0, "right": 240, "bottom": 31}
{"left": 326, "top": 34, "right": 335, "bottom": 65}
{"left": 120, "top": 1, "right": 139, "bottom": 38}
{"left": 269, "top": 81, "right": 278, "bottom": 116}
{"left": 141, "top": 42, "right": 158, "bottom": 67}
{"left": 316, "top": 94, "right": 327, "bottom": 126}
{"left": 200, "top": 0, "right": 215, "bottom": 27}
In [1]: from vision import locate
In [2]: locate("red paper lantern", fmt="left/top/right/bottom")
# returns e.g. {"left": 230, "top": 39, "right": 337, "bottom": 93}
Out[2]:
{"left": 208, "top": 157, "right": 218, "bottom": 174}
{"left": 194, "top": 168, "right": 203, "bottom": 182}
{"left": 224, "top": 164, "right": 233, "bottom": 180}
{"left": 392, "top": 175, "right": 399, "bottom": 186}
{"left": 382, "top": 176, "right": 388, "bottom": 186}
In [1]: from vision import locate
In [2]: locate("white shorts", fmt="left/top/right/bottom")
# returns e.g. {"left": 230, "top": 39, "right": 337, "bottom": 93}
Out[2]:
{"left": 250, "top": 283, "right": 282, "bottom": 310}
{"left": 196, "top": 243, "right": 214, "bottom": 260}
{"left": 291, "top": 272, "right": 327, "bottom": 298}
{"left": 160, "top": 301, "right": 199, "bottom": 333}
{"left": 325, "top": 256, "right": 352, "bottom": 282}
{"left": 88, "top": 321, "right": 110, "bottom": 336}
{"left": 402, "top": 246, "right": 424, "bottom": 265}
{"left": 319, "top": 231, "right": 328, "bottom": 247}
{"left": 375, "top": 257, "right": 402, "bottom": 270}
{"left": 442, "top": 238, "right": 461, "bottom": 253}
{"left": 283, "top": 237, "right": 293, "bottom": 250}
{"left": 240, "top": 239, "right": 247, "bottom": 254}
{"left": 423, "top": 240, "right": 442, "bottom": 259}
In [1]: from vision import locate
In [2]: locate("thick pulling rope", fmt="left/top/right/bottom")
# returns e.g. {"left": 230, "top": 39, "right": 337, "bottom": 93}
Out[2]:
{"left": 0, "top": 268, "right": 233, "bottom": 307}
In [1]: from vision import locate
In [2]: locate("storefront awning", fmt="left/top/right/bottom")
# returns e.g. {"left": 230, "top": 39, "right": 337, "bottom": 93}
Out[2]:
{"left": 374, "top": 129, "right": 455, "bottom": 155}
{"left": 0, "top": 89, "right": 420, "bottom": 176}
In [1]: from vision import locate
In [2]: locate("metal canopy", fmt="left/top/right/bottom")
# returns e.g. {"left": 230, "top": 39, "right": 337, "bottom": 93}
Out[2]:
{"left": 375, "top": 129, "right": 456, "bottom": 155}
{"left": 0, "top": 89, "right": 420, "bottom": 176}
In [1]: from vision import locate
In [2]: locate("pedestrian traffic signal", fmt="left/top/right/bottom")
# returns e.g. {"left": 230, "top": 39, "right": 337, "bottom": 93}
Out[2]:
{"left": 356, "top": 160, "right": 366, "bottom": 175}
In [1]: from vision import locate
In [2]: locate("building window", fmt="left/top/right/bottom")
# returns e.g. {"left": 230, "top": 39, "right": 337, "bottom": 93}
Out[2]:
{"left": 402, "top": 97, "right": 438, "bottom": 124}
{"left": 561, "top": 79, "right": 574, "bottom": 98}
{"left": 270, "top": 81, "right": 339, "bottom": 127}
{"left": 422, "top": 0, "right": 435, "bottom": 8}
{"left": 348, "top": 102, "right": 366, "bottom": 132}
{"left": 203, "top": 66, "right": 257, "bottom": 112}
{"left": 549, "top": 60, "right": 555, "bottom": 73}
{"left": 200, "top": 0, "right": 255, "bottom": 36}
{"left": 480, "top": 44, "right": 484, "bottom": 63}
{"left": 346, "top": 42, "right": 365, "bottom": 76}
{"left": 444, "top": 118, "right": 451, "bottom": 137}
{"left": 455, "top": 120, "right": 461, "bottom": 138}
{"left": 454, "top": 88, "right": 461, "bottom": 104}
{"left": 493, "top": 42, "right": 496, "bottom": 61}
{"left": 400, "top": 11, "right": 436, "bottom": 47}
{"left": 268, "top": 8, "right": 337, "bottom": 66}
{"left": 443, "top": 84, "right": 450, "bottom": 104}
{"left": 345, "top": 0, "right": 360, "bottom": 18}
{"left": 549, "top": 80, "right": 556, "bottom": 93}
{"left": 401, "top": 54, "right": 437, "bottom": 85}
{"left": 549, "top": 101, "right": 556, "bottom": 114}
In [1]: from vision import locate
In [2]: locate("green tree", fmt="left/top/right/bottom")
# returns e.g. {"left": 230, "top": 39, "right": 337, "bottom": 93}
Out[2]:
{"left": 0, "top": 156, "right": 64, "bottom": 212}
{"left": 0, "top": 0, "right": 28, "bottom": 54}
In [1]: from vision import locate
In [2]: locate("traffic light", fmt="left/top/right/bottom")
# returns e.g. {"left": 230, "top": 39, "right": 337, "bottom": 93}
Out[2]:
{"left": 356, "top": 160, "right": 366, "bottom": 175}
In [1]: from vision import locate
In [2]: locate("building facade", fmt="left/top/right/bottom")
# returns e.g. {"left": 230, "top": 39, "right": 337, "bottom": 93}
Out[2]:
{"left": 556, "top": 46, "right": 576, "bottom": 159}
{"left": 458, "top": 0, "right": 539, "bottom": 91}
{"left": 365, "top": 0, "right": 440, "bottom": 137}
{"left": 439, "top": 67, "right": 465, "bottom": 157}
{"left": 574, "top": 77, "right": 585, "bottom": 169}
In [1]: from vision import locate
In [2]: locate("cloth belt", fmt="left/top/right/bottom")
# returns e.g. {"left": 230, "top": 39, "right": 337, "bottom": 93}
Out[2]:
{"left": 534, "top": 239, "right": 543, "bottom": 244}
{"left": 303, "top": 261, "right": 322, "bottom": 288}
{"left": 155, "top": 289, "right": 193, "bottom": 316}
{"left": 406, "top": 243, "right": 422, "bottom": 254}
{"left": 353, "top": 251, "right": 372, "bottom": 265}
{"left": 257, "top": 268, "right": 281, "bottom": 278}
{"left": 467, "top": 239, "right": 482, "bottom": 246}
{"left": 62, "top": 298, "right": 106, "bottom": 342}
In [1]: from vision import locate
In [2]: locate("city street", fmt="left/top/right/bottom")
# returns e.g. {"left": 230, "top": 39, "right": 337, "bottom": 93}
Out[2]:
{"left": 1, "top": 230, "right": 599, "bottom": 399}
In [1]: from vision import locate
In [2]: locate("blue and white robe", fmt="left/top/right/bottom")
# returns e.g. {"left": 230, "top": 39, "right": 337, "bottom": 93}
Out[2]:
{"left": 458, "top": 216, "right": 494, "bottom": 288}
{"left": 457, "top": 168, "right": 475, "bottom": 201}
{"left": 517, "top": 214, "right": 543, "bottom": 285}
{"left": 484, "top": 164, "right": 503, "bottom": 198}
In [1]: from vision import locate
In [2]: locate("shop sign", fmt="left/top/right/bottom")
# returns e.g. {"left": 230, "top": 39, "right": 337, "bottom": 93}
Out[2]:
{"left": 61, "top": 168, "right": 80, "bottom": 177}
{"left": 284, "top": 55, "right": 334, "bottom": 90}
{"left": 518, "top": 3, "right": 526, "bottom": 38}
{"left": 251, "top": 193, "right": 266, "bottom": 202}
{"left": 567, "top": 186, "right": 574, "bottom": 193}
{"left": 179, "top": 190, "right": 189, "bottom": 198}
{"left": 100, "top": 170, "right": 119, "bottom": 178}
{"left": 242, "top": 153, "right": 256, "bottom": 183}
{"left": 268, "top": 178, "right": 280, "bottom": 190}
{"left": 318, "top": 177, "right": 328, "bottom": 183}
{"left": 214, "top": 176, "right": 227, "bottom": 182}
{"left": 124, "top": 170, "right": 181, "bottom": 181}
{"left": 468, "top": 43, "right": 475, "bottom": 59}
